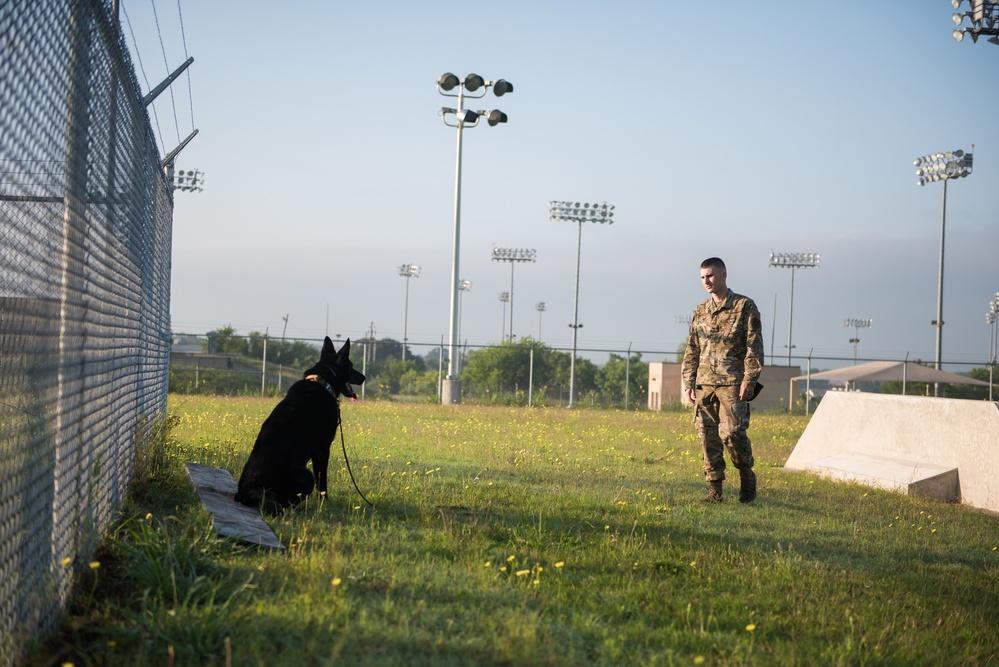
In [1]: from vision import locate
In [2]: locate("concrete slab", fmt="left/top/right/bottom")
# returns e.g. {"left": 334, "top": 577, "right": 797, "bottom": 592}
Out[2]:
{"left": 785, "top": 392, "right": 999, "bottom": 513}
{"left": 805, "top": 451, "right": 960, "bottom": 502}
{"left": 184, "top": 463, "right": 285, "bottom": 551}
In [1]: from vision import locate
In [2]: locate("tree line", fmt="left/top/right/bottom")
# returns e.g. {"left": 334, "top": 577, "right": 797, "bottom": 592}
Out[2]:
{"left": 178, "top": 327, "right": 648, "bottom": 408}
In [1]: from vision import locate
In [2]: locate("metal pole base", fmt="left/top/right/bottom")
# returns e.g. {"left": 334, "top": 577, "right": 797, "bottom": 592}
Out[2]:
{"left": 442, "top": 378, "right": 462, "bottom": 405}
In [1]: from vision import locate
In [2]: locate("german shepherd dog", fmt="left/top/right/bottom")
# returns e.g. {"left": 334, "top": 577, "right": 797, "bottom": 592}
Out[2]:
{"left": 234, "top": 337, "right": 365, "bottom": 514}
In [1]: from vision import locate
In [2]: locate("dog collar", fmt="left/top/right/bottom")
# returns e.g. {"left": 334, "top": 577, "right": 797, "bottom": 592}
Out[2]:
{"left": 305, "top": 374, "right": 336, "bottom": 396}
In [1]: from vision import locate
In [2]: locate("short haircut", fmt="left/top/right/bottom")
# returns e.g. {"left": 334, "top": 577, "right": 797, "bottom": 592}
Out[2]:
{"left": 700, "top": 257, "right": 726, "bottom": 271}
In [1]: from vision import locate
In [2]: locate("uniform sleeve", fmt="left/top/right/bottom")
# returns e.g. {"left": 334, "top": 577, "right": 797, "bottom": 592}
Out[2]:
{"left": 743, "top": 300, "right": 765, "bottom": 383}
{"left": 681, "top": 314, "right": 699, "bottom": 390}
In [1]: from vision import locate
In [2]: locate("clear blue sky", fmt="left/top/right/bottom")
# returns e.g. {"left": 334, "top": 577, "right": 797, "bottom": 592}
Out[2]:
{"left": 124, "top": 0, "right": 999, "bottom": 370}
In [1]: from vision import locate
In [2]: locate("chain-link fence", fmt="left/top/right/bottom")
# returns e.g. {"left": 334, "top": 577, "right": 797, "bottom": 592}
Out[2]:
{"left": 0, "top": 1, "right": 173, "bottom": 663}
{"left": 171, "top": 332, "right": 997, "bottom": 412}
{"left": 169, "top": 333, "right": 653, "bottom": 409}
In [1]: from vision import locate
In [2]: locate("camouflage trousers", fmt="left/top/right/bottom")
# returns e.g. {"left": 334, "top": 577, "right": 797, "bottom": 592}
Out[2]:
{"left": 693, "top": 384, "right": 754, "bottom": 482}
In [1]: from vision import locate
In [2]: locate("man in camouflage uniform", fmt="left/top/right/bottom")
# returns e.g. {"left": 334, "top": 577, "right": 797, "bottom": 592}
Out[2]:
{"left": 681, "top": 257, "right": 764, "bottom": 503}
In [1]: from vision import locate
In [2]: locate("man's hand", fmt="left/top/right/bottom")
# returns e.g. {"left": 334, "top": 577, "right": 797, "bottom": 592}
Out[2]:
{"left": 685, "top": 387, "right": 697, "bottom": 403}
{"left": 739, "top": 382, "right": 755, "bottom": 402}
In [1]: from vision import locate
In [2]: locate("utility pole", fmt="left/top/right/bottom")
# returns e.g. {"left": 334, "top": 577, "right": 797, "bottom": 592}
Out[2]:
{"left": 366, "top": 322, "right": 377, "bottom": 364}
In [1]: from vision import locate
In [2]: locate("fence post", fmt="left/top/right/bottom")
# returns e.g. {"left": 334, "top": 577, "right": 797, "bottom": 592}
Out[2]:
{"left": 805, "top": 350, "right": 812, "bottom": 415}
{"left": 438, "top": 337, "right": 444, "bottom": 402}
{"left": 261, "top": 336, "right": 267, "bottom": 397}
{"left": 625, "top": 342, "right": 632, "bottom": 410}
{"left": 903, "top": 351, "right": 909, "bottom": 396}
{"left": 54, "top": 0, "right": 95, "bottom": 605}
{"left": 528, "top": 347, "right": 534, "bottom": 407}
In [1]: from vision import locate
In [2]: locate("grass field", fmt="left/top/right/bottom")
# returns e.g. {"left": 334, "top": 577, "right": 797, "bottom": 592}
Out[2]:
{"left": 36, "top": 396, "right": 999, "bottom": 666}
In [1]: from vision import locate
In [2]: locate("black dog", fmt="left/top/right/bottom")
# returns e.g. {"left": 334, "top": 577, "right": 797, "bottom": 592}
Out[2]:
{"left": 234, "top": 337, "right": 365, "bottom": 514}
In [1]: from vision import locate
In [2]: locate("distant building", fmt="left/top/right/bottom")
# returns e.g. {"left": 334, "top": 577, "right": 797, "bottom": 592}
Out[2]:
{"left": 648, "top": 362, "right": 802, "bottom": 412}
{"left": 171, "top": 334, "right": 203, "bottom": 354}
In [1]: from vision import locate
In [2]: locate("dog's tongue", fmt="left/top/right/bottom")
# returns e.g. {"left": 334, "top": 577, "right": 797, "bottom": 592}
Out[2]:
{"left": 343, "top": 383, "right": 357, "bottom": 399}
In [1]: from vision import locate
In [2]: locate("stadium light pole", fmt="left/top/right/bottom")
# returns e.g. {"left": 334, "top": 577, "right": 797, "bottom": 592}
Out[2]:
{"left": 843, "top": 318, "right": 873, "bottom": 365}
{"left": 549, "top": 201, "right": 615, "bottom": 408}
{"left": 438, "top": 72, "right": 513, "bottom": 405}
{"left": 457, "top": 279, "right": 471, "bottom": 373}
{"left": 769, "top": 252, "right": 820, "bottom": 366}
{"left": 491, "top": 247, "right": 536, "bottom": 342}
{"left": 398, "top": 264, "right": 421, "bottom": 361}
{"left": 952, "top": 0, "right": 999, "bottom": 45}
{"left": 498, "top": 292, "right": 510, "bottom": 342}
{"left": 536, "top": 301, "right": 547, "bottom": 342}
{"left": 914, "top": 147, "right": 973, "bottom": 393}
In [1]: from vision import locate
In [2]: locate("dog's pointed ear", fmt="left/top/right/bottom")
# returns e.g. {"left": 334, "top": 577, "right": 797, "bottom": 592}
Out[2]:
{"left": 322, "top": 336, "right": 336, "bottom": 356}
{"left": 338, "top": 338, "right": 351, "bottom": 359}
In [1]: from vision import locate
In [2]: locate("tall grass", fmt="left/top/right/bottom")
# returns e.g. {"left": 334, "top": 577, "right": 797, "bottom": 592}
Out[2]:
{"left": 33, "top": 397, "right": 999, "bottom": 666}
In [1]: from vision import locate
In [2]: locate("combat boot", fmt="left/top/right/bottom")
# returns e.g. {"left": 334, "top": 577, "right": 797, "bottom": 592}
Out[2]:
{"left": 739, "top": 469, "right": 757, "bottom": 504}
{"left": 703, "top": 480, "right": 723, "bottom": 503}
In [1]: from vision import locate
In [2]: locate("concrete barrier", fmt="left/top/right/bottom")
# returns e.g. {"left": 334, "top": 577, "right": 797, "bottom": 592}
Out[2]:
{"left": 785, "top": 392, "right": 999, "bottom": 513}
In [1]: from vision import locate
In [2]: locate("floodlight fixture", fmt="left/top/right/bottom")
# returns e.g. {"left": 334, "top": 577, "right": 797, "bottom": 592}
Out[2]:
{"left": 438, "top": 71, "right": 514, "bottom": 403}
{"left": 769, "top": 251, "right": 821, "bottom": 366}
{"left": 549, "top": 200, "right": 617, "bottom": 406}
{"left": 951, "top": 0, "right": 999, "bottom": 44}
{"left": 438, "top": 73, "right": 513, "bottom": 99}
{"left": 172, "top": 168, "right": 204, "bottom": 192}
{"left": 493, "top": 79, "right": 514, "bottom": 96}
{"left": 437, "top": 72, "right": 460, "bottom": 91}
{"left": 398, "top": 264, "right": 421, "bottom": 361}
{"left": 548, "top": 200, "right": 615, "bottom": 224}
{"left": 491, "top": 247, "right": 537, "bottom": 262}
{"left": 441, "top": 107, "right": 480, "bottom": 126}
{"left": 914, "top": 147, "right": 974, "bottom": 389}
{"left": 464, "top": 73, "right": 485, "bottom": 92}
{"left": 398, "top": 263, "right": 421, "bottom": 278}
{"left": 914, "top": 149, "right": 972, "bottom": 186}
{"left": 675, "top": 314, "right": 692, "bottom": 325}
{"left": 768, "top": 252, "right": 820, "bottom": 268}
{"left": 486, "top": 110, "right": 508, "bottom": 126}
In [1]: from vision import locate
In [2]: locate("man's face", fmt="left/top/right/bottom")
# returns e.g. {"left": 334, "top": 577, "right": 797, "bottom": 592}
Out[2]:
{"left": 700, "top": 265, "right": 727, "bottom": 299}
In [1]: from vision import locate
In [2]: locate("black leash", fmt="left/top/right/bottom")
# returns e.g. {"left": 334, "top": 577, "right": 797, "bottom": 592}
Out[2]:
{"left": 337, "top": 405, "right": 374, "bottom": 507}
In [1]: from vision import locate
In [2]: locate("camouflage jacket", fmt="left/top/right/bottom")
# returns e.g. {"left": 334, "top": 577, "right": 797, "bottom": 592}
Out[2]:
{"left": 682, "top": 289, "right": 764, "bottom": 389}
